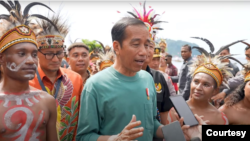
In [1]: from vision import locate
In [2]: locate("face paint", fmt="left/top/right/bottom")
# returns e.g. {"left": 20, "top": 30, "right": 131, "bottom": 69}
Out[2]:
{"left": 6, "top": 56, "right": 37, "bottom": 72}
{"left": 24, "top": 74, "right": 35, "bottom": 79}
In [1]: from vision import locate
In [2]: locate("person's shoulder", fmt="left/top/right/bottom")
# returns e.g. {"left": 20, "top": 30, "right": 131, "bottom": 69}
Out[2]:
{"left": 89, "top": 67, "right": 112, "bottom": 81}
{"left": 187, "top": 60, "right": 193, "bottom": 65}
{"left": 138, "top": 69, "right": 153, "bottom": 78}
{"left": 209, "top": 105, "right": 229, "bottom": 124}
{"left": 172, "top": 65, "right": 177, "bottom": 69}
{"left": 218, "top": 105, "right": 234, "bottom": 117}
{"left": 30, "top": 87, "right": 56, "bottom": 103}
{"left": 84, "top": 67, "right": 113, "bottom": 89}
{"left": 138, "top": 70, "right": 155, "bottom": 82}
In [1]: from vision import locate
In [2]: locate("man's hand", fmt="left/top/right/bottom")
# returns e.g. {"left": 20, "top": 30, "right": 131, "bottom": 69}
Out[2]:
{"left": 211, "top": 92, "right": 226, "bottom": 104}
{"left": 109, "top": 115, "right": 144, "bottom": 141}
{"left": 173, "top": 112, "right": 209, "bottom": 141}
{"left": 181, "top": 114, "right": 209, "bottom": 141}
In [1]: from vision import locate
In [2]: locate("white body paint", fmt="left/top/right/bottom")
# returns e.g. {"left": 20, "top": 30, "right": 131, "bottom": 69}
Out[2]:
{"left": 0, "top": 90, "right": 43, "bottom": 107}
{"left": 4, "top": 107, "right": 33, "bottom": 140}
{"left": 1, "top": 90, "right": 45, "bottom": 140}
{"left": 24, "top": 74, "right": 35, "bottom": 79}
{"left": 29, "top": 111, "right": 44, "bottom": 141}
{"left": 3, "top": 107, "right": 44, "bottom": 141}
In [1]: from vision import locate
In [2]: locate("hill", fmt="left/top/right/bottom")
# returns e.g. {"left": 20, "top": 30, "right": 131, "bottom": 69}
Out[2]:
{"left": 155, "top": 38, "right": 201, "bottom": 57}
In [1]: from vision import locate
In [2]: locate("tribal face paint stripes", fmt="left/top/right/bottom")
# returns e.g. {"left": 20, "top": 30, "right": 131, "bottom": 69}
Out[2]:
{"left": 6, "top": 55, "right": 37, "bottom": 72}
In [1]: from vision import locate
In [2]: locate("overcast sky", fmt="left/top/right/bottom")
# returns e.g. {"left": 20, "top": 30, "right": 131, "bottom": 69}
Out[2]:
{"left": 1, "top": 1, "right": 250, "bottom": 61}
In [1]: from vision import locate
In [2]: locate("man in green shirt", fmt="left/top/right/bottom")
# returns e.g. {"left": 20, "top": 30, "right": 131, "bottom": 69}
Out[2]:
{"left": 76, "top": 17, "right": 201, "bottom": 141}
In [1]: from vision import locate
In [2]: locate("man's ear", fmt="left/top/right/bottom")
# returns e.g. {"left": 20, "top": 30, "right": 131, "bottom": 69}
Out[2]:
{"left": 113, "top": 41, "right": 121, "bottom": 56}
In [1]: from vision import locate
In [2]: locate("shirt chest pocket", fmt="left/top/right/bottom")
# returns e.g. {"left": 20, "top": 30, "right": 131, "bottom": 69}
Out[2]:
{"left": 144, "top": 103, "right": 154, "bottom": 130}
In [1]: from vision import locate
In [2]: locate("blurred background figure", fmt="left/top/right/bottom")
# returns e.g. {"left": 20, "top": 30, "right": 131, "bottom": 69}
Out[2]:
{"left": 219, "top": 48, "right": 239, "bottom": 76}
{"left": 165, "top": 54, "right": 178, "bottom": 92}
{"left": 159, "top": 39, "right": 168, "bottom": 72}
{"left": 171, "top": 44, "right": 193, "bottom": 100}
{"left": 105, "top": 45, "right": 111, "bottom": 52}
{"left": 89, "top": 49, "right": 100, "bottom": 75}
{"left": 67, "top": 42, "right": 90, "bottom": 85}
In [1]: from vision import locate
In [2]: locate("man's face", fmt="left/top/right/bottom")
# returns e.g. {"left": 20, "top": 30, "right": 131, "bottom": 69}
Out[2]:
{"left": 166, "top": 57, "right": 172, "bottom": 64}
{"left": 0, "top": 43, "right": 38, "bottom": 81}
{"left": 149, "top": 57, "right": 160, "bottom": 70}
{"left": 144, "top": 42, "right": 154, "bottom": 65}
{"left": 68, "top": 47, "right": 89, "bottom": 74}
{"left": 37, "top": 48, "right": 64, "bottom": 72}
{"left": 160, "top": 45, "right": 165, "bottom": 53}
{"left": 245, "top": 48, "right": 250, "bottom": 61}
{"left": 219, "top": 49, "right": 230, "bottom": 62}
{"left": 114, "top": 25, "right": 150, "bottom": 73}
{"left": 181, "top": 46, "right": 191, "bottom": 60}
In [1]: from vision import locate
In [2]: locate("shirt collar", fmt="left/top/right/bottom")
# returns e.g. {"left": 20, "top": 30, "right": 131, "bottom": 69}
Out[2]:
{"left": 37, "top": 65, "right": 64, "bottom": 80}
{"left": 184, "top": 56, "right": 192, "bottom": 64}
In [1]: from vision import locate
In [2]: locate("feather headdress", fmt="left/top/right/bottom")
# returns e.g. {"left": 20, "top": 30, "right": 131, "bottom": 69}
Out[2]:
{"left": 224, "top": 61, "right": 250, "bottom": 106}
{"left": 159, "top": 38, "right": 167, "bottom": 47}
{"left": 95, "top": 40, "right": 115, "bottom": 71}
{"left": 31, "top": 12, "right": 69, "bottom": 49}
{"left": 192, "top": 37, "right": 246, "bottom": 87}
{"left": 118, "top": 1, "right": 167, "bottom": 41}
{"left": 0, "top": 0, "right": 53, "bottom": 53}
{"left": 191, "top": 37, "right": 244, "bottom": 57}
{"left": 96, "top": 51, "right": 115, "bottom": 71}
{"left": 239, "top": 61, "right": 250, "bottom": 82}
{"left": 189, "top": 54, "right": 233, "bottom": 88}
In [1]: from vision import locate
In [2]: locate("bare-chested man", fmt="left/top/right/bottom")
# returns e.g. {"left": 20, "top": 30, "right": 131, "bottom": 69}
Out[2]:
{"left": 0, "top": 42, "right": 58, "bottom": 141}
{"left": 219, "top": 62, "right": 250, "bottom": 124}
{"left": 0, "top": 1, "right": 58, "bottom": 140}
{"left": 167, "top": 54, "right": 231, "bottom": 125}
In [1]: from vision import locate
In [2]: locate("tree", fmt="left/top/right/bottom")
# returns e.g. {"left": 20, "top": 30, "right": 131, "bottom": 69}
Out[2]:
{"left": 82, "top": 39, "right": 103, "bottom": 53}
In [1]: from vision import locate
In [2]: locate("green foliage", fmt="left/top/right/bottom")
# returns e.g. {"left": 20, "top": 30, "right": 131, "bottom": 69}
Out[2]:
{"left": 82, "top": 39, "right": 103, "bottom": 52}
{"left": 155, "top": 38, "right": 201, "bottom": 57}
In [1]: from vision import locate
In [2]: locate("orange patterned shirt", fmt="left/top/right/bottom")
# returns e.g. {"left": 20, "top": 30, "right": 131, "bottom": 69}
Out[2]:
{"left": 29, "top": 66, "right": 83, "bottom": 141}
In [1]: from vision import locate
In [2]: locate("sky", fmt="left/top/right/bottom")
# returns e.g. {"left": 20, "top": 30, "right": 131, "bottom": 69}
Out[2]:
{"left": 0, "top": 1, "right": 250, "bottom": 63}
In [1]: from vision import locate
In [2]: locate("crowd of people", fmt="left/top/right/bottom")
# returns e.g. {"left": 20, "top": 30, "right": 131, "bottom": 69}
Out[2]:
{"left": 0, "top": 0, "right": 249, "bottom": 141}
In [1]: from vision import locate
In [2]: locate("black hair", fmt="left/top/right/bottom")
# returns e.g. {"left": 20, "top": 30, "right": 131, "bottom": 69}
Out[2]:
{"left": 223, "top": 48, "right": 230, "bottom": 53}
{"left": 182, "top": 44, "right": 192, "bottom": 51}
{"left": 245, "top": 46, "right": 250, "bottom": 51}
{"left": 224, "top": 82, "right": 247, "bottom": 106}
{"left": 166, "top": 54, "right": 172, "bottom": 58}
{"left": 111, "top": 17, "right": 146, "bottom": 47}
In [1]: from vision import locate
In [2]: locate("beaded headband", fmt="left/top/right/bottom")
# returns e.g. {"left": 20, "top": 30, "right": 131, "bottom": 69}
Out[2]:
{"left": 0, "top": 25, "right": 37, "bottom": 53}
